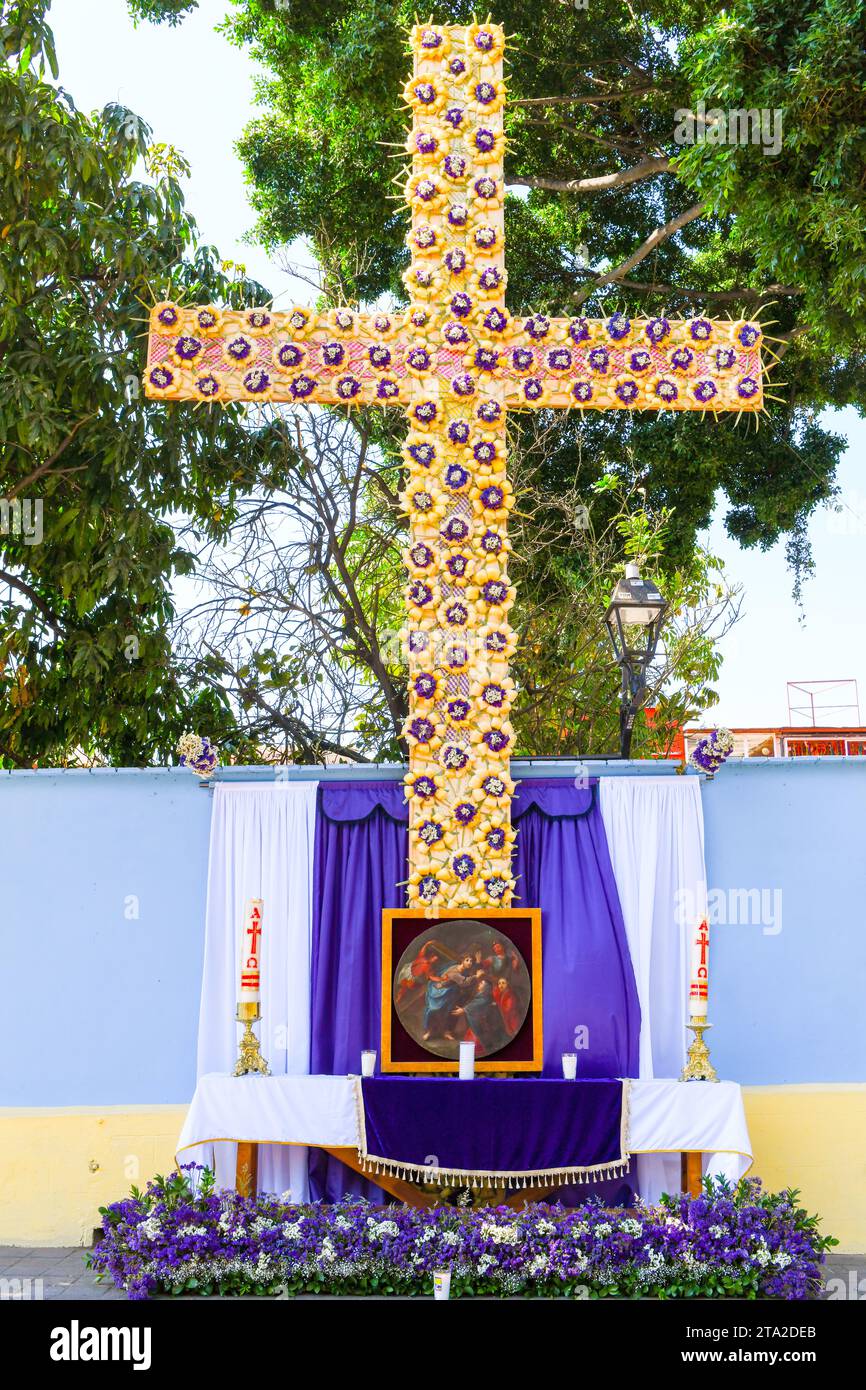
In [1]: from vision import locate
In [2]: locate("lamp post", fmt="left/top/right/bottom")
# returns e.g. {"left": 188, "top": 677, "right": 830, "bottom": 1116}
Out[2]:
{"left": 605, "top": 562, "right": 667, "bottom": 759}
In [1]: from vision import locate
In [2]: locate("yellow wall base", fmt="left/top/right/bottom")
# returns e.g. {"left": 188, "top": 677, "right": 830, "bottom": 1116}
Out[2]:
{"left": 0, "top": 1105, "right": 187, "bottom": 1247}
{"left": 742, "top": 1084, "right": 866, "bottom": 1251}
{"left": 1, "top": 1084, "right": 864, "bottom": 1249}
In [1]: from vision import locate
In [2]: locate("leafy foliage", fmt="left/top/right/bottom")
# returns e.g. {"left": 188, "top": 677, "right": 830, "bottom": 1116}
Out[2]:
{"left": 0, "top": 0, "right": 272, "bottom": 766}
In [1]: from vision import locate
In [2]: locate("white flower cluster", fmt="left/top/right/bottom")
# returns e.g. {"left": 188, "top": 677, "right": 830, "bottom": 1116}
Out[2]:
{"left": 366, "top": 1218, "right": 399, "bottom": 1238}
{"left": 176, "top": 732, "right": 205, "bottom": 763}
{"left": 479, "top": 1222, "right": 519, "bottom": 1246}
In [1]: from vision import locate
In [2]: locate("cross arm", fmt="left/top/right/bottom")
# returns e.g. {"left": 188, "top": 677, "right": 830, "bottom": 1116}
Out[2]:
{"left": 143, "top": 302, "right": 426, "bottom": 407}
{"left": 494, "top": 313, "right": 765, "bottom": 413}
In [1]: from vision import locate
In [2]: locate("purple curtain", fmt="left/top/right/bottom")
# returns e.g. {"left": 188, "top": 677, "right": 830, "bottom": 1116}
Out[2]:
{"left": 512, "top": 780, "right": 640, "bottom": 1080}
{"left": 309, "top": 778, "right": 639, "bottom": 1203}
{"left": 309, "top": 783, "right": 407, "bottom": 1201}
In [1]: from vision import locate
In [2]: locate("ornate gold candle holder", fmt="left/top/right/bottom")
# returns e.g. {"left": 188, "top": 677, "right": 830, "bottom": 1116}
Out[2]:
{"left": 233, "top": 1001, "right": 270, "bottom": 1077}
{"left": 680, "top": 1017, "right": 718, "bottom": 1082}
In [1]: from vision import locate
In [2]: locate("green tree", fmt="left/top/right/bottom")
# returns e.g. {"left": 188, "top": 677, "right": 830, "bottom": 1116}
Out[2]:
{"left": 0, "top": 0, "right": 273, "bottom": 766}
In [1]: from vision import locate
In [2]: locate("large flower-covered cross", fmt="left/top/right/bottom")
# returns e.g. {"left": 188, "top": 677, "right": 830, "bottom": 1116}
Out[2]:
{"left": 144, "top": 21, "right": 765, "bottom": 914}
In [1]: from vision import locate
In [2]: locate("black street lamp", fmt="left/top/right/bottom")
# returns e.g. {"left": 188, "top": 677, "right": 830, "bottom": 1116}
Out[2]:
{"left": 605, "top": 562, "right": 667, "bottom": 759}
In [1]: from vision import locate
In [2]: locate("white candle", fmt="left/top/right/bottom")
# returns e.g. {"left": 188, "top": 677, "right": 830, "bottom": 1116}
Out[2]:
{"left": 459, "top": 1041, "right": 475, "bottom": 1080}
{"left": 433, "top": 1270, "right": 451, "bottom": 1300}
{"left": 688, "top": 918, "right": 709, "bottom": 1018}
{"left": 361, "top": 1050, "right": 377, "bottom": 1077}
{"left": 562, "top": 1052, "right": 578, "bottom": 1080}
{"left": 239, "top": 898, "right": 264, "bottom": 1003}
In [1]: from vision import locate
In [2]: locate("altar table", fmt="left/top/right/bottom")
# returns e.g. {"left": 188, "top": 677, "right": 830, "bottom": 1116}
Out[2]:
{"left": 177, "top": 1074, "right": 752, "bottom": 1207}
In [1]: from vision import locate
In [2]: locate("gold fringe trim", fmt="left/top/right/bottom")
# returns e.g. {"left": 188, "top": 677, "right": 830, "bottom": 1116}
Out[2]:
{"left": 353, "top": 1077, "right": 632, "bottom": 1188}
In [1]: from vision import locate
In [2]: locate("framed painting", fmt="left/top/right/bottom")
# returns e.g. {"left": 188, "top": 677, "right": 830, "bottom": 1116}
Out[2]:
{"left": 381, "top": 908, "right": 543, "bottom": 1073}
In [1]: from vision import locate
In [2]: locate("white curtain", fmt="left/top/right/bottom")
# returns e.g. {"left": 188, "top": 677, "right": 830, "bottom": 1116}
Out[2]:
{"left": 196, "top": 782, "right": 318, "bottom": 1199}
{"left": 599, "top": 776, "right": 709, "bottom": 1202}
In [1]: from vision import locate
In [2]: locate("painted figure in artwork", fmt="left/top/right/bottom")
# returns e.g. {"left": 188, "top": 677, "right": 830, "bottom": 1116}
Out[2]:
{"left": 394, "top": 919, "right": 531, "bottom": 1060}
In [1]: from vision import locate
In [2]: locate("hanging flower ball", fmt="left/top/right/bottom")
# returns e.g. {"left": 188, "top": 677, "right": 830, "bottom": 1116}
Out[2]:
{"left": 177, "top": 733, "right": 218, "bottom": 777}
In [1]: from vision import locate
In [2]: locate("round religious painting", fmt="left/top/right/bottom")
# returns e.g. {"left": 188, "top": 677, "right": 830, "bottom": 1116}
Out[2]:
{"left": 393, "top": 919, "right": 531, "bottom": 1061}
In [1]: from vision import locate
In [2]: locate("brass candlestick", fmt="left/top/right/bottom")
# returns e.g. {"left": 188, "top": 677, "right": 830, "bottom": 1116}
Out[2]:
{"left": 234, "top": 1001, "right": 270, "bottom": 1077}
{"left": 680, "top": 1017, "right": 718, "bottom": 1082}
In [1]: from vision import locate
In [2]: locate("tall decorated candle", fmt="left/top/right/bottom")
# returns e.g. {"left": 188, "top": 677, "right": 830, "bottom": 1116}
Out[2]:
{"left": 688, "top": 918, "right": 709, "bottom": 1018}
{"left": 239, "top": 899, "right": 264, "bottom": 1003}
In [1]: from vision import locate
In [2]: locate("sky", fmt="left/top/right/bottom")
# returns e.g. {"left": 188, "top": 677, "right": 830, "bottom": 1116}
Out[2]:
{"left": 49, "top": 0, "right": 866, "bottom": 730}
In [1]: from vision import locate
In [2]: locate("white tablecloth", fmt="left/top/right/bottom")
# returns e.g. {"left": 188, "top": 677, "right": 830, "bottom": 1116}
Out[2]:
{"left": 177, "top": 1074, "right": 752, "bottom": 1200}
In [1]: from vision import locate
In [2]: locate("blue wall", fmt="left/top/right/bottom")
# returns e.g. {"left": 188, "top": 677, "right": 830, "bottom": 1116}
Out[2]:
{"left": 702, "top": 758, "right": 866, "bottom": 1085}
{"left": 2, "top": 759, "right": 864, "bottom": 1104}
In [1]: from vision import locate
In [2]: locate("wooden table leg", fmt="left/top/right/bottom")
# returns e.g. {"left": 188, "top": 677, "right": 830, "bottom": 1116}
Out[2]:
{"left": 236, "top": 1141, "right": 258, "bottom": 1198}
{"left": 681, "top": 1151, "right": 703, "bottom": 1198}
{"left": 322, "top": 1147, "right": 440, "bottom": 1208}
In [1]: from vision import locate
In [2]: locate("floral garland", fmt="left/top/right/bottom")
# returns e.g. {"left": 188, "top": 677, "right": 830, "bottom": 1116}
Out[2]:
{"left": 89, "top": 1165, "right": 833, "bottom": 1301}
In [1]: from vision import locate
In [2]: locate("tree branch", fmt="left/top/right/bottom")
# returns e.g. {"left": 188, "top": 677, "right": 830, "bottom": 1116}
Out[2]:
{"left": 510, "top": 88, "right": 656, "bottom": 109}
{"left": 0, "top": 568, "right": 63, "bottom": 632}
{"left": 573, "top": 202, "right": 708, "bottom": 306}
{"left": 513, "top": 155, "right": 670, "bottom": 195}
{"left": 569, "top": 272, "right": 803, "bottom": 303}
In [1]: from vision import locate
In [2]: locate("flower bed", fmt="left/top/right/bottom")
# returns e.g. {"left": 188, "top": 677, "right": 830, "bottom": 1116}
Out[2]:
{"left": 88, "top": 1167, "right": 833, "bottom": 1300}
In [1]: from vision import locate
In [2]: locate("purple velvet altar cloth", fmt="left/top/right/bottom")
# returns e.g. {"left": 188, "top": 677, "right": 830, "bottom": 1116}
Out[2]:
{"left": 358, "top": 1078, "right": 629, "bottom": 1186}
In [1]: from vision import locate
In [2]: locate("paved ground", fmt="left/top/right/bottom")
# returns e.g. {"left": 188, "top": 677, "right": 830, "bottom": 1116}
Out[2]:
{"left": 1, "top": 1246, "right": 863, "bottom": 1301}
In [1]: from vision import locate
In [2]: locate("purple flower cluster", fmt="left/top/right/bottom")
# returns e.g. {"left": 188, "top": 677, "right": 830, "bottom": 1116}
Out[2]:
{"left": 88, "top": 1169, "right": 832, "bottom": 1301}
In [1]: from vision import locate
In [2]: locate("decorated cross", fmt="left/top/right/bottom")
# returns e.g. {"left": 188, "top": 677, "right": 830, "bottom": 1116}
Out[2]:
{"left": 144, "top": 20, "right": 765, "bottom": 915}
